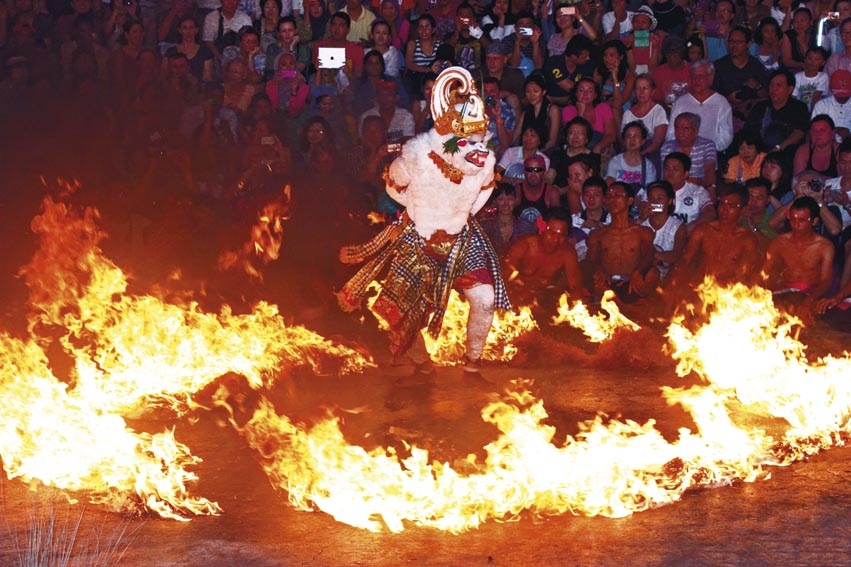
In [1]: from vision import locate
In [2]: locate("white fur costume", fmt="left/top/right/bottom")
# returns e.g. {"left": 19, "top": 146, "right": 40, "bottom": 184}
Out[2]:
{"left": 338, "top": 67, "right": 510, "bottom": 361}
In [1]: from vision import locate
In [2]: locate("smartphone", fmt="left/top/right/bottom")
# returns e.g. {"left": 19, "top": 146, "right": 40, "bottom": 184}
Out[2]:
{"left": 261, "top": 136, "right": 275, "bottom": 145}
{"left": 519, "top": 27, "right": 533, "bottom": 36}
{"left": 559, "top": 6, "right": 575, "bottom": 15}
{"left": 650, "top": 203, "right": 666, "bottom": 213}
{"left": 634, "top": 29, "right": 650, "bottom": 47}
{"left": 280, "top": 69, "right": 297, "bottom": 79}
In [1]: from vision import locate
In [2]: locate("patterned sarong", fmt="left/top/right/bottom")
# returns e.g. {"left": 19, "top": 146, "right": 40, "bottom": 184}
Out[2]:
{"left": 337, "top": 214, "right": 510, "bottom": 355}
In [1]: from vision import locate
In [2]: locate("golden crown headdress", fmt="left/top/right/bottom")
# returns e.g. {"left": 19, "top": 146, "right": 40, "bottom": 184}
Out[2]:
{"left": 431, "top": 67, "right": 489, "bottom": 138}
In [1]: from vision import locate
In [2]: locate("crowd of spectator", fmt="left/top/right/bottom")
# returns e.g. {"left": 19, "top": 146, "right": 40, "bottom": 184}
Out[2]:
{"left": 3, "top": 0, "right": 851, "bottom": 323}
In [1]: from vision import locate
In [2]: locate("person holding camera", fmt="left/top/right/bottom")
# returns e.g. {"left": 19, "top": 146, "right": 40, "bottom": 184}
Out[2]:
{"left": 768, "top": 170, "right": 843, "bottom": 237}
{"left": 482, "top": 76, "right": 516, "bottom": 158}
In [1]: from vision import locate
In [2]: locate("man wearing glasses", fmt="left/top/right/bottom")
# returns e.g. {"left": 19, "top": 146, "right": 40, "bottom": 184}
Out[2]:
{"left": 514, "top": 155, "right": 560, "bottom": 224}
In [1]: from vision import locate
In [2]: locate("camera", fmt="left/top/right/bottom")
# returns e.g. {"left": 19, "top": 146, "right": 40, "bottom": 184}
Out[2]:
{"left": 386, "top": 143, "right": 402, "bottom": 153}
{"left": 485, "top": 95, "right": 496, "bottom": 107}
{"left": 650, "top": 203, "right": 666, "bottom": 213}
{"left": 519, "top": 27, "right": 533, "bottom": 36}
{"left": 808, "top": 178, "right": 823, "bottom": 193}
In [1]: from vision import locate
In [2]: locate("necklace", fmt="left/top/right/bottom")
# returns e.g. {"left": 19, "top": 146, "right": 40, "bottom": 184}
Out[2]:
{"left": 428, "top": 151, "right": 464, "bottom": 184}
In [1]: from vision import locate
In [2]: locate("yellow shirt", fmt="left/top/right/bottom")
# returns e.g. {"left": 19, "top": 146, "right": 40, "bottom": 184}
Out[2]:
{"left": 724, "top": 152, "right": 766, "bottom": 183}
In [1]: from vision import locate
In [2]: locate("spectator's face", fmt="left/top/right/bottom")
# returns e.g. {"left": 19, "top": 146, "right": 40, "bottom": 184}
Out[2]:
{"left": 521, "top": 128, "right": 541, "bottom": 149}
{"left": 841, "top": 21, "right": 851, "bottom": 48}
{"left": 381, "top": 1, "right": 398, "bottom": 22}
{"left": 525, "top": 81, "right": 545, "bottom": 105}
{"left": 178, "top": 19, "right": 198, "bottom": 41}
{"left": 492, "top": 0, "right": 508, "bottom": 14}
{"left": 252, "top": 98, "right": 273, "bottom": 118}
{"left": 306, "top": 121, "right": 326, "bottom": 144}
{"left": 568, "top": 162, "right": 591, "bottom": 187}
{"left": 716, "top": 193, "right": 744, "bottom": 224}
{"left": 810, "top": 119, "right": 834, "bottom": 146}
{"left": 768, "top": 74, "right": 792, "bottom": 106}
{"left": 222, "top": 0, "right": 238, "bottom": 12}
{"left": 170, "top": 57, "right": 189, "bottom": 77}
{"left": 738, "top": 141, "right": 756, "bottom": 162}
{"left": 689, "top": 64, "right": 713, "bottom": 95}
{"left": 377, "top": 86, "right": 398, "bottom": 109}
{"left": 632, "top": 14, "right": 651, "bottom": 31}
{"left": 308, "top": 0, "right": 324, "bottom": 17}
{"left": 372, "top": 23, "right": 390, "bottom": 46}
{"left": 347, "top": 0, "right": 362, "bottom": 10}
{"left": 483, "top": 81, "right": 500, "bottom": 99}
{"left": 804, "top": 49, "right": 825, "bottom": 72}
{"left": 673, "top": 117, "right": 697, "bottom": 146}
{"left": 760, "top": 23, "right": 780, "bottom": 44}
{"left": 486, "top": 53, "right": 506, "bottom": 73}
{"left": 604, "top": 185, "right": 632, "bottom": 213}
{"left": 240, "top": 32, "right": 259, "bottom": 52}
{"left": 839, "top": 151, "right": 851, "bottom": 178}
{"left": 747, "top": 185, "right": 769, "bottom": 212}
{"left": 622, "top": 125, "right": 645, "bottom": 151}
{"left": 602, "top": 46, "right": 620, "bottom": 70}
{"left": 278, "top": 53, "right": 296, "bottom": 71}
{"left": 663, "top": 159, "right": 688, "bottom": 188}
{"left": 726, "top": 30, "right": 748, "bottom": 56}
{"left": 633, "top": 77, "right": 653, "bottom": 102}
{"left": 762, "top": 160, "right": 782, "bottom": 182}
{"left": 361, "top": 118, "right": 387, "bottom": 146}
{"left": 226, "top": 60, "right": 247, "bottom": 81}
{"left": 566, "top": 124, "right": 588, "bottom": 149}
{"left": 127, "top": 23, "right": 145, "bottom": 46}
{"left": 263, "top": 0, "right": 278, "bottom": 19}
{"left": 715, "top": 0, "right": 734, "bottom": 21}
{"left": 496, "top": 192, "right": 514, "bottom": 214}
{"left": 317, "top": 95, "right": 335, "bottom": 114}
{"left": 792, "top": 10, "right": 812, "bottom": 33}
{"left": 330, "top": 16, "right": 349, "bottom": 40}
{"left": 788, "top": 207, "right": 815, "bottom": 233}
{"left": 365, "top": 55, "right": 384, "bottom": 76}
{"left": 524, "top": 158, "right": 546, "bottom": 186}
{"left": 575, "top": 80, "right": 596, "bottom": 105}
{"left": 279, "top": 24, "right": 297, "bottom": 47}
{"left": 582, "top": 185, "right": 604, "bottom": 211}
{"left": 417, "top": 18, "right": 434, "bottom": 39}
{"left": 647, "top": 186, "right": 671, "bottom": 213}
{"left": 542, "top": 219, "right": 568, "bottom": 250}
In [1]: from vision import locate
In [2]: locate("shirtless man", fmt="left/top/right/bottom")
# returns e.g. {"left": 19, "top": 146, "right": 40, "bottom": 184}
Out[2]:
{"left": 503, "top": 208, "right": 584, "bottom": 306}
{"left": 585, "top": 182, "right": 656, "bottom": 303}
{"left": 673, "top": 184, "right": 760, "bottom": 288}
{"left": 761, "top": 196, "right": 835, "bottom": 308}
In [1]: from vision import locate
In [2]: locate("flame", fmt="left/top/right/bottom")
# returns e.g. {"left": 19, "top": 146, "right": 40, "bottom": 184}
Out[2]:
{"left": 366, "top": 284, "right": 537, "bottom": 364}
{"left": 2, "top": 186, "right": 371, "bottom": 519}
{"left": 551, "top": 290, "right": 641, "bottom": 342}
{"left": 241, "top": 280, "right": 851, "bottom": 533}
{"left": 217, "top": 185, "right": 291, "bottom": 280}
{"left": 366, "top": 211, "right": 385, "bottom": 226}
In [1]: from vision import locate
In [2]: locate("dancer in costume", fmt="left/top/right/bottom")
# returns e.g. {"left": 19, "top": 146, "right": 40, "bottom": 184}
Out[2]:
{"left": 338, "top": 67, "right": 509, "bottom": 373}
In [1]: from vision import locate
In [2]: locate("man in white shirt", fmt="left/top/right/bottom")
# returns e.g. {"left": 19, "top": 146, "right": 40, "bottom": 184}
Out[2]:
{"left": 358, "top": 79, "right": 415, "bottom": 143}
{"left": 202, "top": 0, "right": 252, "bottom": 62}
{"left": 666, "top": 59, "right": 734, "bottom": 152}
{"left": 662, "top": 151, "right": 715, "bottom": 234}
{"left": 812, "top": 68, "right": 851, "bottom": 139}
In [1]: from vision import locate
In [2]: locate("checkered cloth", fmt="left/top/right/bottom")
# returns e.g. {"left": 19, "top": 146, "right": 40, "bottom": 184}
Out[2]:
{"left": 337, "top": 215, "right": 510, "bottom": 355}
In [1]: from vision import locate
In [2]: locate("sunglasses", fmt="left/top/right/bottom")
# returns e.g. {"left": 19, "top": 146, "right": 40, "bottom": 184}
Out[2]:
{"left": 525, "top": 166, "right": 545, "bottom": 173}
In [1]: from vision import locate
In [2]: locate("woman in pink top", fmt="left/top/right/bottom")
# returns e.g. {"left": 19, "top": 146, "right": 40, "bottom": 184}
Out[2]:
{"left": 561, "top": 77, "right": 617, "bottom": 156}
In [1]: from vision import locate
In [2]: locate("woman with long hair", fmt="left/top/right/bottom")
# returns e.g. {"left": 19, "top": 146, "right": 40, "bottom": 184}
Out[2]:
{"left": 515, "top": 73, "right": 561, "bottom": 154}
{"left": 781, "top": 7, "right": 817, "bottom": 71}
{"left": 164, "top": 15, "right": 214, "bottom": 84}
{"left": 405, "top": 13, "right": 440, "bottom": 97}
{"left": 379, "top": 0, "right": 410, "bottom": 51}
{"left": 367, "top": 19, "right": 404, "bottom": 78}
{"left": 760, "top": 150, "right": 794, "bottom": 207}
{"left": 481, "top": 0, "right": 516, "bottom": 43}
{"left": 595, "top": 39, "right": 633, "bottom": 116}
{"left": 751, "top": 17, "right": 784, "bottom": 72}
